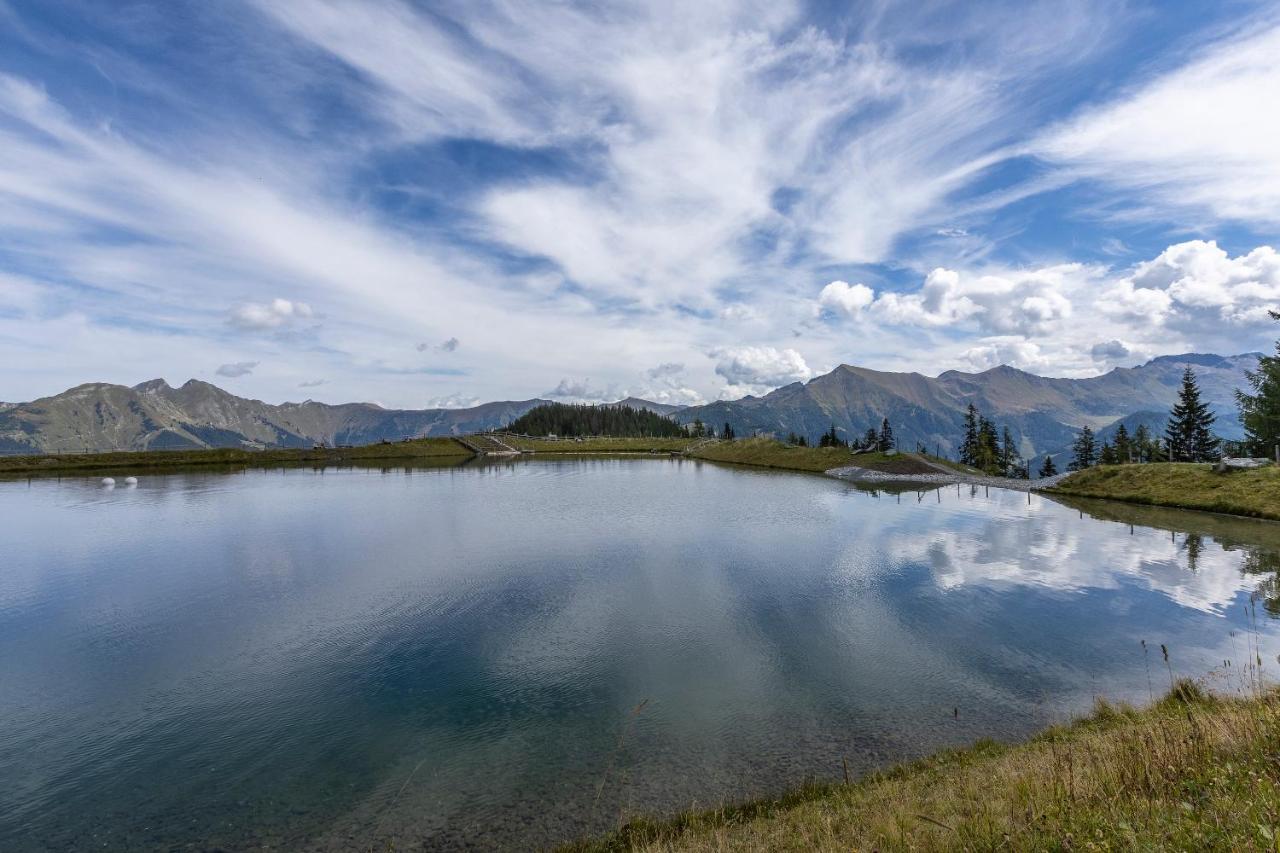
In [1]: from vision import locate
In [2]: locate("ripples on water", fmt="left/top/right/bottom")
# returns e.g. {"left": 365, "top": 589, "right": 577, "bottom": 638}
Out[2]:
{"left": 1, "top": 457, "right": 1278, "bottom": 850}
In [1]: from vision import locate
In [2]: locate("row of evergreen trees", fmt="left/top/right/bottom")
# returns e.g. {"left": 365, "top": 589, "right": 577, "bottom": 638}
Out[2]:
{"left": 508, "top": 402, "right": 687, "bottom": 438}
{"left": 958, "top": 405, "right": 1029, "bottom": 478}
{"left": 1064, "top": 366, "right": 1220, "bottom": 471}
{"left": 796, "top": 418, "right": 896, "bottom": 451}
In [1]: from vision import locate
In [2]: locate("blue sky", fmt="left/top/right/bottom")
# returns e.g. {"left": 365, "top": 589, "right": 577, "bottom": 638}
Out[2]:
{"left": 2, "top": 0, "right": 1279, "bottom": 408}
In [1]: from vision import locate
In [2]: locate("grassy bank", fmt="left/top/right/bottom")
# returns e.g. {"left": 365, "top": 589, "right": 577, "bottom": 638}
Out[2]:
{"left": 1050, "top": 462, "right": 1280, "bottom": 521}
{"left": 501, "top": 436, "right": 695, "bottom": 454}
{"left": 0, "top": 437, "right": 473, "bottom": 476}
{"left": 569, "top": 683, "right": 1280, "bottom": 852}
{"left": 688, "top": 438, "right": 938, "bottom": 475}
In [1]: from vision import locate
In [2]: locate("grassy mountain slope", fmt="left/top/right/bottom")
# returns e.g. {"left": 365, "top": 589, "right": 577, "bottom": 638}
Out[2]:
{"left": 679, "top": 353, "right": 1257, "bottom": 463}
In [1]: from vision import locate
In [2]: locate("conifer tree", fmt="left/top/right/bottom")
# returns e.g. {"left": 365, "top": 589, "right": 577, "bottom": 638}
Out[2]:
{"left": 960, "top": 404, "right": 979, "bottom": 466}
{"left": 1069, "top": 425, "right": 1096, "bottom": 471}
{"left": 1133, "top": 423, "right": 1151, "bottom": 462}
{"left": 878, "top": 418, "right": 895, "bottom": 451}
{"left": 1038, "top": 454, "right": 1058, "bottom": 477}
{"left": 1113, "top": 423, "right": 1131, "bottom": 462}
{"left": 820, "top": 424, "right": 847, "bottom": 448}
{"left": 1099, "top": 441, "right": 1117, "bottom": 465}
{"left": 1237, "top": 312, "right": 1280, "bottom": 457}
{"left": 863, "top": 427, "right": 878, "bottom": 448}
{"left": 1165, "top": 367, "right": 1218, "bottom": 462}
{"left": 1000, "top": 426, "right": 1019, "bottom": 476}
{"left": 976, "top": 416, "right": 999, "bottom": 473}
{"left": 723, "top": 422, "right": 734, "bottom": 440}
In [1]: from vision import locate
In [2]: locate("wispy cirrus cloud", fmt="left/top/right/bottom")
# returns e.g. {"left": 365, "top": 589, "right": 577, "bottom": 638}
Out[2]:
{"left": 1035, "top": 20, "right": 1280, "bottom": 224}
{"left": 2, "top": 0, "right": 1280, "bottom": 408}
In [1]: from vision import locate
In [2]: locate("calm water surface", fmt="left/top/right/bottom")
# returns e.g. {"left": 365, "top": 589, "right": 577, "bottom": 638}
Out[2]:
{"left": 2, "top": 458, "right": 1278, "bottom": 850}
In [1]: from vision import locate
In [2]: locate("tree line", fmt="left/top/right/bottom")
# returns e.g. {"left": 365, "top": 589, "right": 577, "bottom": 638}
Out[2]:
{"left": 957, "top": 404, "right": 1030, "bottom": 478}
{"left": 1059, "top": 366, "right": 1219, "bottom": 472}
{"left": 508, "top": 402, "right": 686, "bottom": 438}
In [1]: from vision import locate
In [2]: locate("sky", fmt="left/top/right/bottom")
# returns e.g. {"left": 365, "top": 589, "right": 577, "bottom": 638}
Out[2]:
{"left": 1, "top": 0, "right": 1279, "bottom": 409}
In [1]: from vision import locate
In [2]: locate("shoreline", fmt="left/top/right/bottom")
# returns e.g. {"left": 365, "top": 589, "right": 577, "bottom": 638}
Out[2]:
{"left": 564, "top": 682, "right": 1278, "bottom": 852}
{"left": 9, "top": 438, "right": 1280, "bottom": 527}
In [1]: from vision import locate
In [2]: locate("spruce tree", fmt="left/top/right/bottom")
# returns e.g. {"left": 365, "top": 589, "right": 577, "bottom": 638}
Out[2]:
{"left": 1165, "top": 367, "right": 1218, "bottom": 462}
{"left": 1133, "top": 424, "right": 1151, "bottom": 462}
{"left": 1099, "top": 441, "right": 1117, "bottom": 465}
{"left": 1113, "top": 423, "right": 1131, "bottom": 462}
{"left": 1069, "top": 426, "right": 1096, "bottom": 471}
{"left": 1000, "top": 426, "right": 1019, "bottom": 476}
{"left": 1237, "top": 312, "right": 1280, "bottom": 458}
{"left": 960, "top": 404, "right": 979, "bottom": 466}
{"left": 863, "top": 427, "right": 878, "bottom": 448}
{"left": 976, "top": 416, "right": 999, "bottom": 473}
{"left": 878, "top": 418, "right": 895, "bottom": 451}
{"left": 723, "top": 422, "right": 734, "bottom": 440}
{"left": 1038, "top": 454, "right": 1058, "bottom": 477}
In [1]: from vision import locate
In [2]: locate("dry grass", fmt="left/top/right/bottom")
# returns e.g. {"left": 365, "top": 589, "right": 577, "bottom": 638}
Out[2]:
{"left": 1051, "top": 463, "right": 1280, "bottom": 521}
{"left": 0, "top": 436, "right": 473, "bottom": 476}
{"left": 688, "top": 438, "right": 861, "bottom": 473}
{"left": 567, "top": 682, "right": 1280, "bottom": 852}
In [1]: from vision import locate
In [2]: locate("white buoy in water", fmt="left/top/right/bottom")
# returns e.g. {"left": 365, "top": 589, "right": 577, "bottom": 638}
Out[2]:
{"left": 101, "top": 477, "right": 116, "bottom": 487}
{"left": 124, "top": 476, "right": 138, "bottom": 485}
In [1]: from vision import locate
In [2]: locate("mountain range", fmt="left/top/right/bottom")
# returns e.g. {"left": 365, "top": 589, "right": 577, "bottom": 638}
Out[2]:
{"left": 1, "top": 353, "right": 1259, "bottom": 462}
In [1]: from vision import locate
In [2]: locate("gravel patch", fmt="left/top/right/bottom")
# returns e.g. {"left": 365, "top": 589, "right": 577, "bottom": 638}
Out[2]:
{"left": 825, "top": 461, "right": 1072, "bottom": 491}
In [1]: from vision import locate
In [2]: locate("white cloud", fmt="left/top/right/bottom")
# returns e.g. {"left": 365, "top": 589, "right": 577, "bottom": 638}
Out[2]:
{"left": 711, "top": 346, "right": 812, "bottom": 392}
{"left": 228, "top": 298, "right": 314, "bottom": 331}
{"left": 962, "top": 339, "right": 1047, "bottom": 372}
{"left": 298, "top": 378, "right": 327, "bottom": 388}
{"left": 1037, "top": 22, "right": 1280, "bottom": 223}
{"left": 426, "top": 392, "right": 481, "bottom": 409}
{"left": 1090, "top": 339, "right": 1135, "bottom": 364}
{"left": 544, "top": 378, "right": 620, "bottom": 402}
{"left": 216, "top": 361, "right": 258, "bottom": 378}
{"left": 1099, "top": 240, "right": 1280, "bottom": 328}
{"left": 636, "top": 361, "right": 704, "bottom": 406}
{"left": 646, "top": 362, "right": 685, "bottom": 381}
{"left": 817, "top": 280, "right": 875, "bottom": 318}
{"left": 869, "top": 265, "right": 1075, "bottom": 336}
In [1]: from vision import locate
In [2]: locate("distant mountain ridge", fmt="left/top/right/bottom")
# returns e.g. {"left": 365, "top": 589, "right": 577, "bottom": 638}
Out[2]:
{"left": 0, "top": 353, "right": 1259, "bottom": 458}
{"left": 675, "top": 353, "right": 1260, "bottom": 463}
{"left": 0, "top": 379, "right": 549, "bottom": 454}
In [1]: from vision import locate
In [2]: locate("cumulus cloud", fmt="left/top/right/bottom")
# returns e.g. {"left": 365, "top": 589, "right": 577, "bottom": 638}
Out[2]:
{"left": 635, "top": 362, "right": 704, "bottom": 406}
{"left": 1099, "top": 240, "right": 1280, "bottom": 327}
{"left": 228, "top": 298, "right": 314, "bottom": 331}
{"left": 215, "top": 361, "right": 258, "bottom": 377}
{"left": 646, "top": 362, "right": 685, "bottom": 381}
{"left": 870, "top": 266, "right": 1074, "bottom": 336}
{"left": 426, "top": 392, "right": 481, "bottom": 409}
{"left": 544, "top": 378, "right": 620, "bottom": 402}
{"left": 962, "top": 339, "right": 1047, "bottom": 371}
{"left": 711, "top": 346, "right": 812, "bottom": 392}
{"left": 1090, "top": 339, "right": 1129, "bottom": 360}
{"left": 817, "top": 280, "right": 875, "bottom": 318}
